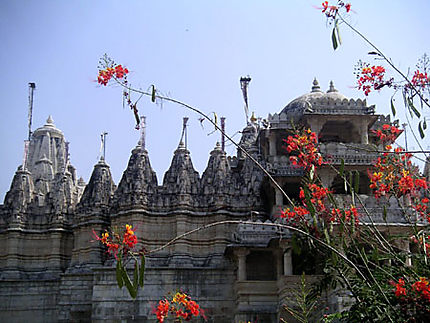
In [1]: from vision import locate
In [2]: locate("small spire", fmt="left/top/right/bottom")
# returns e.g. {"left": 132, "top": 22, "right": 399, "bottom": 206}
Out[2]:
{"left": 177, "top": 141, "right": 186, "bottom": 150}
{"left": 250, "top": 111, "right": 257, "bottom": 123}
{"left": 327, "top": 80, "right": 338, "bottom": 93}
{"left": 214, "top": 142, "right": 221, "bottom": 151}
{"left": 311, "top": 78, "right": 322, "bottom": 93}
{"left": 45, "top": 115, "right": 55, "bottom": 127}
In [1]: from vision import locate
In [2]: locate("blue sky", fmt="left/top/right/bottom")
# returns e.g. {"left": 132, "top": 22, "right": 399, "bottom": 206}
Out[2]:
{"left": 1, "top": 0, "right": 429, "bottom": 201}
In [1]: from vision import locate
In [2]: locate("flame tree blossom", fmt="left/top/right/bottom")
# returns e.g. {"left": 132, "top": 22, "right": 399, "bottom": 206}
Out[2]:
{"left": 154, "top": 292, "right": 206, "bottom": 323}
{"left": 92, "top": 224, "right": 145, "bottom": 299}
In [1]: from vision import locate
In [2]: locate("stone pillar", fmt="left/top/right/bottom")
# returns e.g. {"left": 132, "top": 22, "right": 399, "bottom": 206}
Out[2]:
{"left": 274, "top": 250, "right": 283, "bottom": 279}
{"left": 235, "top": 248, "right": 250, "bottom": 281}
{"left": 394, "top": 239, "right": 412, "bottom": 266}
{"left": 308, "top": 119, "right": 324, "bottom": 141}
{"left": 284, "top": 249, "right": 293, "bottom": 275}
{"left": 50, "top": 232, "right": 62, "bottom": 270}
{"left": 279, "top": 241, "right": 293, "bottom": 275}
{"left": 269, "top": 133, "right": 277, "bottom": 156}
{"left": 275, "top": 187, "right": 283, "bottom": 206}
{"left": 360, "top": 120, "right": 369, "bottom": 144}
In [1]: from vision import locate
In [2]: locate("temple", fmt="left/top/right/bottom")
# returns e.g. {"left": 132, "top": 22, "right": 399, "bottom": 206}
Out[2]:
{"left": 0, "top": 80, "right": 417, "bottom": 322}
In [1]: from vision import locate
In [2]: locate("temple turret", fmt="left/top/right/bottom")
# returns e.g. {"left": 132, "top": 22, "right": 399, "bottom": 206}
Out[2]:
{"left": 112, "top": 145, "right": 158, "bottom": 209}
{"left": 161, "top": 141, "right": 200, "bottom": 207}
{"left": 3, "top": 168, "right": 34, "bottom": 216}
{"left": 78, "top": 160, "right": 115, "bottom": 209}
{"left": 201, "top": 142, "right": 231, "bottom": 208}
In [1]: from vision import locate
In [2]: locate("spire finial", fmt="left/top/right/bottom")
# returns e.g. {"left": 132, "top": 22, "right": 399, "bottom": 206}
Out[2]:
{"left": 311, "top": 78, "right": 322, "bottom": 93}
{"left": 327, "top": 80, "right": 338, "bottom": 93}
{"left": 45, "top": 115, "right": 55, "bottom": 127}
{"left": 137, "top": 116, "right": 146, "bottom": 148}
{"left": 179, "top": 117, "right": 189, "bottom": 149}
{"left": 99, "top": 132, "right": 108, "bottom": 162}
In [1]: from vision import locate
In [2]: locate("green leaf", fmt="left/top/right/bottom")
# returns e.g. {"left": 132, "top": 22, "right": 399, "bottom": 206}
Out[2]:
{"left": 390, "top": 98, "right": 396, "bottom": 117}
{"left": 419, "top": 121, "right": 425, "bottom": 139}
{"left": 151, "top": 85, "right": 156, "bottom": 102}
{"left": 309, "top": 164, "right": 315, "bottom": 181}
{"left": 121, "top": 267, "right": 137, "bottom": 299}
{"left": 133, "top": 261, "right": 138, "bottom": 289}
{"left": 339, "top": 158, "right": 345, "bottom": 177}
{"left": 354, "top": 171, "right": 360, "bottom": 193}
{"left": 116, "top": 260, "right": 124, "bottom": 289}
{"left": 335, "top": 22, "right": 342, "bottom": 46}
{"left": 331, "top": 27, "right": 338, "bottom": 50}
{"left": 408, "top": 97, "right": 421, "bottom": 118}
{"left": 139, "top": 255, "right": 145, "bottom": 288}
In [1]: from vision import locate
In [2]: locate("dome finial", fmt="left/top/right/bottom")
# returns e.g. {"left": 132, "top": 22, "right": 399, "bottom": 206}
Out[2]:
{"left": 327, "top": 80, "right": 338, "bottom": 93}
{"left": 311, "top": 78, "right": 322, "bottom": 93}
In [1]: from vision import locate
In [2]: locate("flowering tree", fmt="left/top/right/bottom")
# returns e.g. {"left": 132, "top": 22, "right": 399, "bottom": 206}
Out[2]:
{"left": 92, "top": 2, "right": 430, "bottom": 321}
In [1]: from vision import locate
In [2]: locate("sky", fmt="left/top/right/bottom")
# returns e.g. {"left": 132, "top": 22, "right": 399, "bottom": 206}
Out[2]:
{"left": 1, "top": 0, "right": 430, "bottom": 201}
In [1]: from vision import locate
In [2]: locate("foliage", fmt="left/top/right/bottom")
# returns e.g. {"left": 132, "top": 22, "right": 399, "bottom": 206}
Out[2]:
{"left": 93, "top": 224, "right": 145, "bottom": 299}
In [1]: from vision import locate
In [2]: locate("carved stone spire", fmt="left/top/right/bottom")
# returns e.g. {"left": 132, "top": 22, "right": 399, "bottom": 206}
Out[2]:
{"left": 162, "top": 141, "right": 200, "bottom": 207}
{"left": 201, "top": 142, "right": 231, "bottom": 207}
{"left": 3, "top": 168, "right": 34, "bottom": 215}
{"left": 78, "top": 160, "right": 115, "bottom": 209}
{"left": 112, "top": 146, "right": 158, "bottom": 208}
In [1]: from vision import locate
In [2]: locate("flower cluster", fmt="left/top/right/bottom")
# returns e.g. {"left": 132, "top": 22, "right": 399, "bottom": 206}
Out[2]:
{"left": 368, "top": 126, "right": 428, "bottom": 201}
{"left": 320, "top": 1, "right": 351, "bottom": 19}
{"left": 356, "top": 62, "right": 389, "bottom": 95}
{"left": 154, "top": 292, "right": 205, "bottom": 323}
{"left": 280, "top": 182, "right": 359, "bottom": 228}
{"left": 411, "top": 69, "right": 430, "bottom": 88}
{"left": 93, "top": 224, "right": 138, "bottom": 259}
{"left": 123, "top": 224, "right": 138, "bottom": 249}
{"left": 97, "top": 64, "right": 129, "bottom": 86}
{"left": 393, "top": 277, "right": 430, "bottom": 301}
{"left": 284, "top": 128, "right": 323, "bottom": 170}
{"left": 372, "top": 123, "right": 403, "bottom": 144}
{"left": 390, "top": 277, "right": 430, "bottom": 320}
{"left": 413, "top": 198, "right": 430, "bottom": 223}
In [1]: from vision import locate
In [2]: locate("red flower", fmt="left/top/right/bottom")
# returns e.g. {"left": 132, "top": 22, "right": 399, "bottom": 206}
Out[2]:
{"left": 356, "top": 62, "right": 390, "bottom": 95}
{"left": 411, "top": 69, "right": 430, "bottom": 88}
{"left": 394, "top": 278, "right": 407, "bottom": 297}
{"left": 345, "top": 3, "right": 351, "bottom": 12}
{"left": 155, "top": 299, "right": 170, "bottom": 323}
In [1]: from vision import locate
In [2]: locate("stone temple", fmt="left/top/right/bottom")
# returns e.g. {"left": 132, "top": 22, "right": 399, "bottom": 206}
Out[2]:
{"left": 0, "top": 79, "right": 414, "bottom": 322}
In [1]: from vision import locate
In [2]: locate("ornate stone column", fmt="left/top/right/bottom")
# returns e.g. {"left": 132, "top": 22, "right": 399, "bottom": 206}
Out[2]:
{"left": 360, "top": 119, "right": 369, "bottom": 144}
{"left": 279, "top": 241, "right": 293, "bottom": 275}
{"left": 234, "top": 248, "right": 250, "bottom": 281}
{"left": 275, "top": 187, "right": 283, "bottom": 206}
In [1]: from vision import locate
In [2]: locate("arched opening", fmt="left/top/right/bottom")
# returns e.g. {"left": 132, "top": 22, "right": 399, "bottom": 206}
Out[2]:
{"left": 319, "top": 120, "right": 360, "bottom": 143}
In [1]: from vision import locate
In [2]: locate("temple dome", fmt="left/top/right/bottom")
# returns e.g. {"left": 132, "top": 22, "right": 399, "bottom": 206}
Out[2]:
{"left": 280, "top": 79, "right": 347, "bottom": 117}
